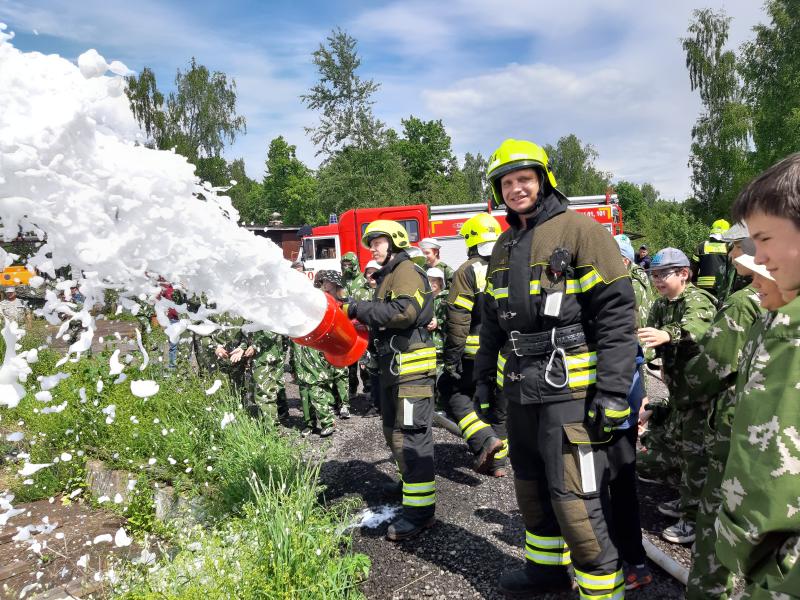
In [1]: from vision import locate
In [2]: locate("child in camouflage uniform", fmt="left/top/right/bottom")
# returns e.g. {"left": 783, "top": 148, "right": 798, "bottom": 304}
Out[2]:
{"left": 318, "top": 270, "right": 351, "bottom": 419}
{"left": 684, "top": 228, "right": 762, "bottom": 600}
{"left": 636, "top": 248, "right": 715, "bottom": 545}
{"left": 713, "top": 154, "right": 800, "bottom": 599}
{"left": 425, "top": 267, "right": 448, "bottom": 380}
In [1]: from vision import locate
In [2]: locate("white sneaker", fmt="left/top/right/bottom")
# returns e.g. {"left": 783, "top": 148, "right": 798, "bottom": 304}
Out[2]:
{"left": 657, "top": 498, "right": 683, "bottom": 518}
{"left": 662, "top": 518, "right": 695, "bottom": 544}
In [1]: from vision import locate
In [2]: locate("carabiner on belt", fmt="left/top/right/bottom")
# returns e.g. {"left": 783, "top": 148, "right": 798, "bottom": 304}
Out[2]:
{"left": 389, "top": 335, "right": 401, "bottom": 376}
{"left": 544, "top": 328, "right": 569, "bottom": 389}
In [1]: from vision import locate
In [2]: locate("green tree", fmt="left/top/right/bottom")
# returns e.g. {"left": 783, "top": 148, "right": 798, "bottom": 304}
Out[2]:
{"left": 166, "top": 58, "right": 247, "bottom": 164}
{"left": 301, "top": 29, "right": 383, "bottom": 156}
{"left": 315, "top": 145, "right": 409, "bottom": 222}
{"left": 741, "top": 0, "right": 800, "bottom": 172}
{"left": 543, "top": 134, "right": 611, "bottom": 196}
{"left": 636, "top": 200, "right": 708, "bottom": 256}
{"left": 227, "top": 158, "right": 263, "bottom": 225}
{"left": 261, "top": 137, "right": 317, "bottom": 226}
{"left": 125, "top": 67, "right": 166, "bottom": 146}
{"left": 681, "top": 9, "right": 751, "bottom": 222}
{"left": 462, "top": 152, "right": 488, "bottom": 203}
{"left": 393, "top": 117, "right": 454, "bottom": 195}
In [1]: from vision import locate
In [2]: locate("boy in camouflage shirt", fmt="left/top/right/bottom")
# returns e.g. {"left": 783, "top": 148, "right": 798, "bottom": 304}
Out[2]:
{"left": 684, "top": 231, "right": 762, "bottom": 599}
{"left": 425, "top": 267, "right": 448, "bottom": 379}
{"left": 637, "top": 248, "right": 716, "bottom": 545}
{"left": 713, "top": 153, "right": 800, "bottom": 598}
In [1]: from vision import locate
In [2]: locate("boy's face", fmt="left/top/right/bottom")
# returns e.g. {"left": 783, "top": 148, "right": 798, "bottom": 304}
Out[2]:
{"left": 650, "top": 267, "right": 688, "bottom": 299}
{"left": 746, "top": 211, "right": 800, "bottom": 291}
{"left": 752, "top": 272, "right": 787, "bottom": 311}
{"left": 428, "top": 277, "right": 443, "bottom": 294}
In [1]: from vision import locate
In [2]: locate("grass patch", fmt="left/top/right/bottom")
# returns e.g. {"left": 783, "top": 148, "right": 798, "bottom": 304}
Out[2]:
{"left": 113, "top": 463, "right": 369, "bottom": 600}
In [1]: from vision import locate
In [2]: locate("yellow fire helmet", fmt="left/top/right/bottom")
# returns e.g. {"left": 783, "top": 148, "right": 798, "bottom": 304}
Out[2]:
{"left": 710, "top": 218, "right": 731, "bottom": 236}
{"left": 459, "top": 213, "right": 501, "bottom": 248}
{"left": 361, "top": 219, "right": 410, "bottom": 251}
{"left": 486, "top": 138, "right": 558, "bottom": 208}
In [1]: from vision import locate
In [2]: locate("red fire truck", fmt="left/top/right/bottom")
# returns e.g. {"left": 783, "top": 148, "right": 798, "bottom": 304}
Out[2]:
{"left": 298, "top": 194, "right": 623, "bottom": 273}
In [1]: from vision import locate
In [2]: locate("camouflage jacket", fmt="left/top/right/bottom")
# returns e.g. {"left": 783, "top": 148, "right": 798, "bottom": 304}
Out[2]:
{"left": 715, "top": 297, "right": 800, "bottom": 593}
{"left": 291, "top": 342, "right": 334, "bottom": 385}
{"left": 249, "top": 330, "right": 287, "bottom": 369}
{"left": 629, "top": 263, "right": 655, "bottom": 329}
{"left": 646, "top": 283, "right": 716, "bottom": 401}
{"left": 684, "top": 286, "right": 763, "bottom": 458}
{"left": 431, "top": 289, "right": 448, "bottom": 355}
{"left": 350, "top": 281, "right": 372, "bottom": 302}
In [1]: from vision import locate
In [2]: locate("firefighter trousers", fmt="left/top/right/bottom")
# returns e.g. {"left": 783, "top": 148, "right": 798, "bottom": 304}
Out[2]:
{"left": 439, "top": 360, "right": 508, "bottom": 465}
{"left": 380, "top": 375, "right": 436, "bottom": 524}
{"left": 508, "top": 398, "right": 623, "bottom": 599}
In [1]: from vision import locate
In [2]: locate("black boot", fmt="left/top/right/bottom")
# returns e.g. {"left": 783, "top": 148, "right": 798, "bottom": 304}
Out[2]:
{"left": 381, "top": 480, "right": 402, "bottom": 498}
{"left": 385, "top": 516, "right": 436, "bottom": 541}
{"left": 499, "top": 563, "right": 573, "bottom": 598}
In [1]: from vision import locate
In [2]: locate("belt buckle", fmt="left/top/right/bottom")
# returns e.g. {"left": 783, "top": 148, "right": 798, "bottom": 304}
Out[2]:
{"left": 509, "top": 330, "right": 523, "bottom": 357}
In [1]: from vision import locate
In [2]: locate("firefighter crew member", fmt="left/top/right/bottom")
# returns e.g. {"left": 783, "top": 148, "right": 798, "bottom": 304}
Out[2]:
{"left": 347, "top": 220, "right": 437, "bottom": 541}
{"left": 419, "top": 238, "right": 455, "bottom": 286}
{"left": 692, "top": 218, "right": 731, "bottom": 301}
{"left": 438, "top": 213, "right": 507, "bottom": 476}
{"left": 476, "top": 139, "right": 637, "bottom": 598}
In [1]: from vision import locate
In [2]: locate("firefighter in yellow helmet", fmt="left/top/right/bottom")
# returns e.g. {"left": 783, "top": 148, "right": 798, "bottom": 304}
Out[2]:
{"left": 437, "top": 213, "right": 508, "bottom": 476}
{"left": 691, "top": 218, "right": 732, "bottom": 302}
{"left": 346, "top": 219, "right": 437, "bottom": 541}
{"left": 476, "top": 139, "right": 636, "bottom": 596}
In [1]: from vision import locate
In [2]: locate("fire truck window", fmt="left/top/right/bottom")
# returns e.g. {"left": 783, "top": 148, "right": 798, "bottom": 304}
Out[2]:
{"left": 359, "top": 220, "right": 420, "bottom": 243}
{"left": 315, "top": 238, "right": 337, "bottom": 260}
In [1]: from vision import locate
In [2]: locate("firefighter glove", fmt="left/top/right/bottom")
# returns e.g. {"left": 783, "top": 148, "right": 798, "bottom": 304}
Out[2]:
{"left": 587, "top": 393, "right": 630, "bottom": 434}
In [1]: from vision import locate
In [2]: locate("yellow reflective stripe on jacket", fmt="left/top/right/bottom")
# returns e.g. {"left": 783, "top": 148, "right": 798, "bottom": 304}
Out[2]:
{"left": 458, "top": 411, "right": 490, "bottom": 440}
{"left": 566, "top": 268, "right": 603, "bottom": 294}
{"left": 464, "top": 334, "right": 480, "bottom": 356}
{"left": 697, "top": 276, "right": 716, "bottom": 287}
{"left": 565, "top": 351, "right": 597, "bottom": 370}
{"left": 703, "top": 241, "right": 727, "bottom": 254}
{"left": 524, "top": 531, "right": 571, "bottom": 566}
{"left": 529, "top": 280, "right": 541, "bottom": 295}
{"left": 578, "top": 268, "right": 602, "bottom": 292}
{"left": 495, "top": 438, "right": 509, "bottom": 459}
{"left": 453, "top": 294, "right": 474, "bottom": 311}
{"left": 397, "top": 347, "right": 437, "bottom": 376}
{"left": 568, "top": 369, "right": 597, "bottom": 388}
{"left": 414, "top": 289, "right": 424, "bottom": 307}
{"left": 497, "top": 354, "right": 506, "bottom": 389}
{"left": 490, "top": 285, "right": 509, "bottom": 299}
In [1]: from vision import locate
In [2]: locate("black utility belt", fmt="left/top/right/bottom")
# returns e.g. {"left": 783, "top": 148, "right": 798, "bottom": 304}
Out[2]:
{"left": 373, "top": 327, "right": 430, "bottom": 357}
{"left": 502, "top": 324, "right": 586, "bottom": 357}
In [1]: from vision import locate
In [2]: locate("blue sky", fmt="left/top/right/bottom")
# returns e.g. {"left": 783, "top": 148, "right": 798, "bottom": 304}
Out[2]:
{"left": 1, "top": 0, "right": 766, "bottom": 200}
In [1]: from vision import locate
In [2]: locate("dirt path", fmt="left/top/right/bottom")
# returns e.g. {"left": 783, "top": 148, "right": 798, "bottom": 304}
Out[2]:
{"left": 314, "top": 389, "right": 688, "bottom": 600}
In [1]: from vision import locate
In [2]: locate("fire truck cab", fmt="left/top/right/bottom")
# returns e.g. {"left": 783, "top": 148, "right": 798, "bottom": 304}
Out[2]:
{"left": 298, "top": 194, "right": 622, "bottom": 274}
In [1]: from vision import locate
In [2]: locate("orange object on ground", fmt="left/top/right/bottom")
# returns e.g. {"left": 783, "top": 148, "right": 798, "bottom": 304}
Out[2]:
{"left": 292, "top": 292, "right": 368, "bottom": 367}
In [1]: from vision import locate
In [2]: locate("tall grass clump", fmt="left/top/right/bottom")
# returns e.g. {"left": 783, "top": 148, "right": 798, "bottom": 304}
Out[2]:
{"left": 113, "top": 463, "right": 370, "bottom": 600}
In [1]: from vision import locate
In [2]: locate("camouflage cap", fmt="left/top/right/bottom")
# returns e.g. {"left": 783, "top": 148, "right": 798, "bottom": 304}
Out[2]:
{"left": 317, "top": 269, "right": 345, "bottom": 288}
{"left": 341, "top": 252, "right": 358, "bottom": 264}
{"left": 648, "top": 247, "right": 690, "bottom": 270}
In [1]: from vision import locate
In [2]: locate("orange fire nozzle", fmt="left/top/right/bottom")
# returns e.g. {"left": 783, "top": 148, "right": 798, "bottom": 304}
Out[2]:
{"left": 291, "top": 292, "right": 368, "bottom": 367}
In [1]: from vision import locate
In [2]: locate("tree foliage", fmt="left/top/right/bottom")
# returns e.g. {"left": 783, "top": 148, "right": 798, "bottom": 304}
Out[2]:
{"left": 125, "top": 67, "right": 166, "bottom": 145}
{"left": 393, "top": 117, "right": 454, "bottom": 195}
{"left": 681, "top": 9, "right": 751, "bottom": 222}
{"left": 543, "top": 134, "right": 611, "bottom": 196}
{"left": 165, "top": 58, "right": 247, "bottom": 164}
{"left": 462, "top": 152, "right": 488, "bottom": 204}
{"left": 741, "top": 0, "right": 800, "bottom": 172}
{"left": 301, "top": 28, "right": 383, "bottom": 156}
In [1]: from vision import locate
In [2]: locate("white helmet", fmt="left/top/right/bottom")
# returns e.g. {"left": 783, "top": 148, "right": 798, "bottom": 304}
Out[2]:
{"left": 426, "top": 267, "right": 445, "bottom": 280}
{"left": 419, "top": 237, "right": 441, "bottom": 250}
{"left": 364, "top": 260, "right": 381, "bottom": 272}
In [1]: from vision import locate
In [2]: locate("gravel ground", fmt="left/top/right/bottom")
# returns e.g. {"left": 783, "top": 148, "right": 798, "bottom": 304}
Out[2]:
{"left": 301, "top": 371, "right": 689, "bottom": 600}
